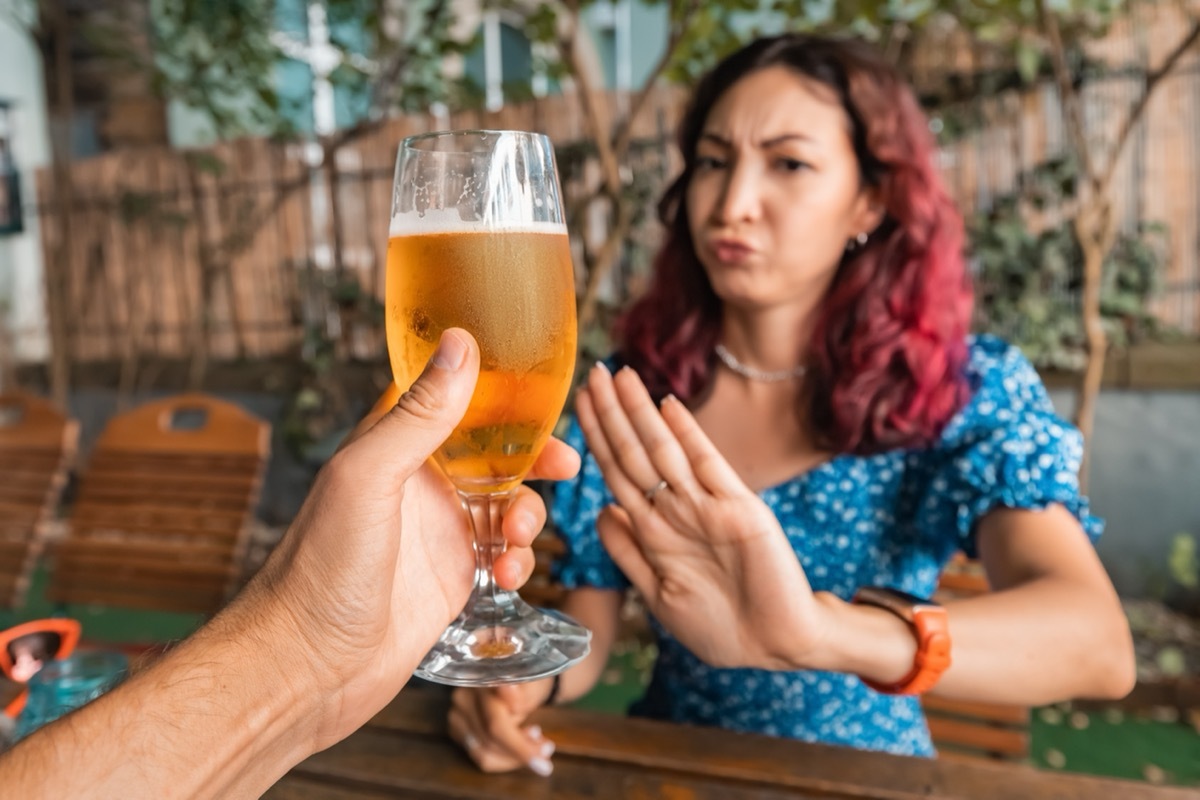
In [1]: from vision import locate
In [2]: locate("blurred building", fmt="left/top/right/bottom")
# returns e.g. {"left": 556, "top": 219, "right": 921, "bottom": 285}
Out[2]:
{"left": 0, "top": 5, "right": 50, "bottom": 364}
{"left": 0, "top": 0, "right": 168, "bottom": 365}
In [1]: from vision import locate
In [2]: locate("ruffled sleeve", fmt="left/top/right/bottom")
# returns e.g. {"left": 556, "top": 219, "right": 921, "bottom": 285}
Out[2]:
{"left": 917, "top": 335, "right": 1103, "bottom": 558}
{"left": 548, "top": 415, "right": 630, "bottom": 590}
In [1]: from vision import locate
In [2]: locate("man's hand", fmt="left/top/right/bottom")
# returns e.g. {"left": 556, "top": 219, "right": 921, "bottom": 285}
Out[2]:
{"left": 250, "top": 329, "right": 580, "bottom": 751}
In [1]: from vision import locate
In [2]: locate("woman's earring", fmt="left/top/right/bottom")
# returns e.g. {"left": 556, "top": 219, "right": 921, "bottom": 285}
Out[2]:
{"left": 847, "top": 231, "right": 869, "bottom": 251}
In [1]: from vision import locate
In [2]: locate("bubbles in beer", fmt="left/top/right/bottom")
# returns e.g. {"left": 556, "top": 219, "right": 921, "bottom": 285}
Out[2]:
{"left": 409, "top": 307, "right": 435, "bottom": 343}
{"left": 385, "top": 224, "right": 576, "bottom": 493}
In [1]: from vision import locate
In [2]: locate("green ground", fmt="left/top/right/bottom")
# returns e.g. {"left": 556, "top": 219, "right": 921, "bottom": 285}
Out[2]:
{"left": 4, "top": 574, "right": 1195, "bottom": 788}
{"left": 0, "top": 567, "right": 206, "bottom": 647}
{"left": 1030, "top": 708, "right": 1199, "bottom": 786}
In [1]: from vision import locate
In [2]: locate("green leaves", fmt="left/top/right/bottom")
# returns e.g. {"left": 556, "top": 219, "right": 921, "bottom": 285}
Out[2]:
{"left": 1016, "top": 38, "right": 1043, "bottom": 84}
{"left": 140, "top": 0, "right": 479, "bottom": 137}
{"left": 971, "top": 158, "right": 1170, "bottom": 368}
{"left": 1167, "top": 534, "right": 1198, "bottom": 591}
{"left": 148, "top": 0, "right": 291, "bottom": 139}
{"left": 525, "top": 3, "right": 559, "bottom": 45}
{"left": 665, "top": 6, "right": 752, "bottom": 84}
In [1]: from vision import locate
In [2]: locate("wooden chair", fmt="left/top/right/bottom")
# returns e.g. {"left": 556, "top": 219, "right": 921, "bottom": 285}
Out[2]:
{"left": 922, "top": 553, "right": 1031, "bottom": 763}
{"left": 0, "top": 391, "right": 79, "bottom": 609}
{"left": 49, "top": 393, "right": 270, "bottom": 616}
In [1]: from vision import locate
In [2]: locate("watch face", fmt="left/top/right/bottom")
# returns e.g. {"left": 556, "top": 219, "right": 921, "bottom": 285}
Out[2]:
{"left": 877, "top": 588, "right": 933, "bottom": 606}
{"left": 854, "top": 587, "right": 941, "bottom": 622}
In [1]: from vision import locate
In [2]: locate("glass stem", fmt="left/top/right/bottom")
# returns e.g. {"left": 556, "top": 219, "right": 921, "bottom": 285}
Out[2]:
{"left": 460, "top": 490, "right": 519, "bottom": 625}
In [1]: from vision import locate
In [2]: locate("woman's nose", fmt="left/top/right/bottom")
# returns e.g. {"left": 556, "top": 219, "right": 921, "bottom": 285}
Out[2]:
{"left": 713, "top": 163, "right": 763, "bottom": 224}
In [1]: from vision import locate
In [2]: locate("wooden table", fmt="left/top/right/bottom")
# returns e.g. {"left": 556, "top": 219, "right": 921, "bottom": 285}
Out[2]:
{"left": 267, "top": 686, "right": 1197, "bottom": 800}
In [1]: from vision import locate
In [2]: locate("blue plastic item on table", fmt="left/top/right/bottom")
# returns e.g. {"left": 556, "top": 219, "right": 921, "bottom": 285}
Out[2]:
{"left": 14, "top": 651, "right": 128, "bottom": 740}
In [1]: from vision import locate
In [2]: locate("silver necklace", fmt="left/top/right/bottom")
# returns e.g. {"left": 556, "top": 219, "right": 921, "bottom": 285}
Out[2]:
{"left": 714, "top": 344, "right": 807, "bottom": 382}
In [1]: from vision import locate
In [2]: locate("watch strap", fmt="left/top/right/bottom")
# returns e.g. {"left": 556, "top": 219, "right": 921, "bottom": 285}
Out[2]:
{"left": 853, "top": 587, "right": 952, "bottom": 695}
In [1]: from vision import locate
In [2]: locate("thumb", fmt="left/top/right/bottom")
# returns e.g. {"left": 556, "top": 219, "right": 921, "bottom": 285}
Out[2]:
{"left": 597, "top": 505, "right": 657, "bottom": 596}
{"left": 347, "top": 328, "right": 480, "bottom": 482}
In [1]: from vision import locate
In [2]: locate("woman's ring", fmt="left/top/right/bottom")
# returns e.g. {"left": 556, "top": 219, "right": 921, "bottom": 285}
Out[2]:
{"left": 644, "top": 479, "right": 670, "bottom": 502}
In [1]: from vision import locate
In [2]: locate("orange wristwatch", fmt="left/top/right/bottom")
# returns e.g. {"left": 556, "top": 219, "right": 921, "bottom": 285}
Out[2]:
{"left": 851, "top": 587, "right": 951, "bottom": 695}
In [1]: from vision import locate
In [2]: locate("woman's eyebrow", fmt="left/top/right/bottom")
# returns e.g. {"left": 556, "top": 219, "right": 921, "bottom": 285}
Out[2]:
{"left": 698, "top": 132, "right": 814, "bottom": 147}
{"left": 760, "top": 133, "right": 814, "bottom": 147}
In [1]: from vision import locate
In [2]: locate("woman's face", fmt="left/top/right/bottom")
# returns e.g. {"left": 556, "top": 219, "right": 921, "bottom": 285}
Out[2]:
{"left": 686, "top": 65, "right": 881, "bottom": 311}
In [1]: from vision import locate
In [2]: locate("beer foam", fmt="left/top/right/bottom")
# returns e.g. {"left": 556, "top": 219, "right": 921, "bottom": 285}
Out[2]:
{"left": 389, "top": 212, "right": 566, "bottom": 237}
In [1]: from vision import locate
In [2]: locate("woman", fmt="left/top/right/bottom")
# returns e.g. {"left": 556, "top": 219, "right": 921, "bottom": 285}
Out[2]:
{"left": 449, "top": 34, "right": 1134, "bottom": 773}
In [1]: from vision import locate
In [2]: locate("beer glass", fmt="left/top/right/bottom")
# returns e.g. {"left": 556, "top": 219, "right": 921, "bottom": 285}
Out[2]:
{"left": 387, "top": 130, "right": 590, "bottom": 685}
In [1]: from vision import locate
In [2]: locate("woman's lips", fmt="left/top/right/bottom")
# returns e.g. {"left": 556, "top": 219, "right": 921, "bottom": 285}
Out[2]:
{"left": 710, "top": 239, "right": 756, "bottom": 264}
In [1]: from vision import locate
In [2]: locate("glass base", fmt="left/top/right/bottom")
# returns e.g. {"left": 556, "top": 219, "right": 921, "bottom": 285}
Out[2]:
{"left": 414, "top": 601, "right": 591, "bottom": 687}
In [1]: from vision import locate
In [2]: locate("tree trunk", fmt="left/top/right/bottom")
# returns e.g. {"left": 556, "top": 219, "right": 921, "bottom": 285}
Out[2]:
{"left": 1072, "top": 207, "right": 1111, "bottom": 493}
{"left": 577, "top": 193, "right": 633, "bottom": 331}
{"left": 0, "top": 310, "right": 15, "bottom": 393}
{"left": 42, "top": 0, "right": 76, "bottom": 409}
{"left": 117, "top": 235, "right": 146, "bottom": 409}
{"left": 557, "top": 1, "right": 702, "bottom": 338}
{"left": 323, "top": 140, "right": 347, "bottom": 279}
{"left": 45, "top": 164, "right": 73, "bottom": 408}
{"left": 184, "top": 156, "right": 212, "bottom": 389}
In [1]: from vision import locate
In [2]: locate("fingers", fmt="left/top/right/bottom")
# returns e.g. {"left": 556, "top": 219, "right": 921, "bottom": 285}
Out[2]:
{"left": 659, "top": 394, "right": 745, "bottom": 496}
{"left": 596, "top": 505, "right": 658, "bottom": 593}
{"left": 583, "top": 363, "right": 664, "bottom": 501}
{"left": 448, "top": 689, "right": 555, "bottom": 776}
{"left": 610, "top": 367, "right": 698, "bottom": 496}
{"left": 527, "top": 437, "right": 581, "bottom": 482}
{"left": 340, "top": 329, "right": 480, "bottom": 486}
{"left": 448, "top": 702, "right": 523, "bottom": 773}
{"left": 495, "top": 484, "right": 542, "bottom": 591}
{"left": 494, "top": 547, "right": 534, "bottom": 592}
{"left": 576, "top": 386, "right": 652, "bottom": 514}
{"left": 502, "top": 485, "right": 547, "bottom": 549}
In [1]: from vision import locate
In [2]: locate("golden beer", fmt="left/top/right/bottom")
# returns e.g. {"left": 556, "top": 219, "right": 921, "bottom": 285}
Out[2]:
{"left": 386, "top": 225, "right": 576, "bottom": 493}
{"left": 394, "top": 130, "right": 590, "bottom": 686}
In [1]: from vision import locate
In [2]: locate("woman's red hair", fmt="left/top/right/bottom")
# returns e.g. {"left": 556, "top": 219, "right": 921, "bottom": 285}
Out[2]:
{"left": 616, "top": 34, "right": 973, "bottom": 454}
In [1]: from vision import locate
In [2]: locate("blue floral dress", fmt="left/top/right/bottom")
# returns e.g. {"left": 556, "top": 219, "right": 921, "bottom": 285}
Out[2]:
{"left": 550, "top": 335, "right": 1101, "bottom": 757}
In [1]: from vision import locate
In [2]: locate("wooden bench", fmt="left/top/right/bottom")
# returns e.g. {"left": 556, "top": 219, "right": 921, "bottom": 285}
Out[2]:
{"left": 271, "top": 685, "right": 1193, "bottom": 800}
{"left": 525, "top": 532, "right": 1029, "bottom": 763}
{"left": 0, "top": 391, "right": 79, "bottom": 609}
{"left": 49, "top": 393, "right": 270, "bottom": 616}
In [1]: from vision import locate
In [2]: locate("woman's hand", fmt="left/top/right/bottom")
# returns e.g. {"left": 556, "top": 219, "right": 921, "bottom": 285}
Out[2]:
{"left": 576, "top": 363, "right": 829, "bottom": 670}
{"left": 447, "top": 681, "right": 558, "bottom": 776}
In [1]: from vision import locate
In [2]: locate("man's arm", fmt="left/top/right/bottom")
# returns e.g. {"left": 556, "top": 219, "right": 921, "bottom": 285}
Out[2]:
{"left": 2, "top": 592, "right": 321, "bottom": 798}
